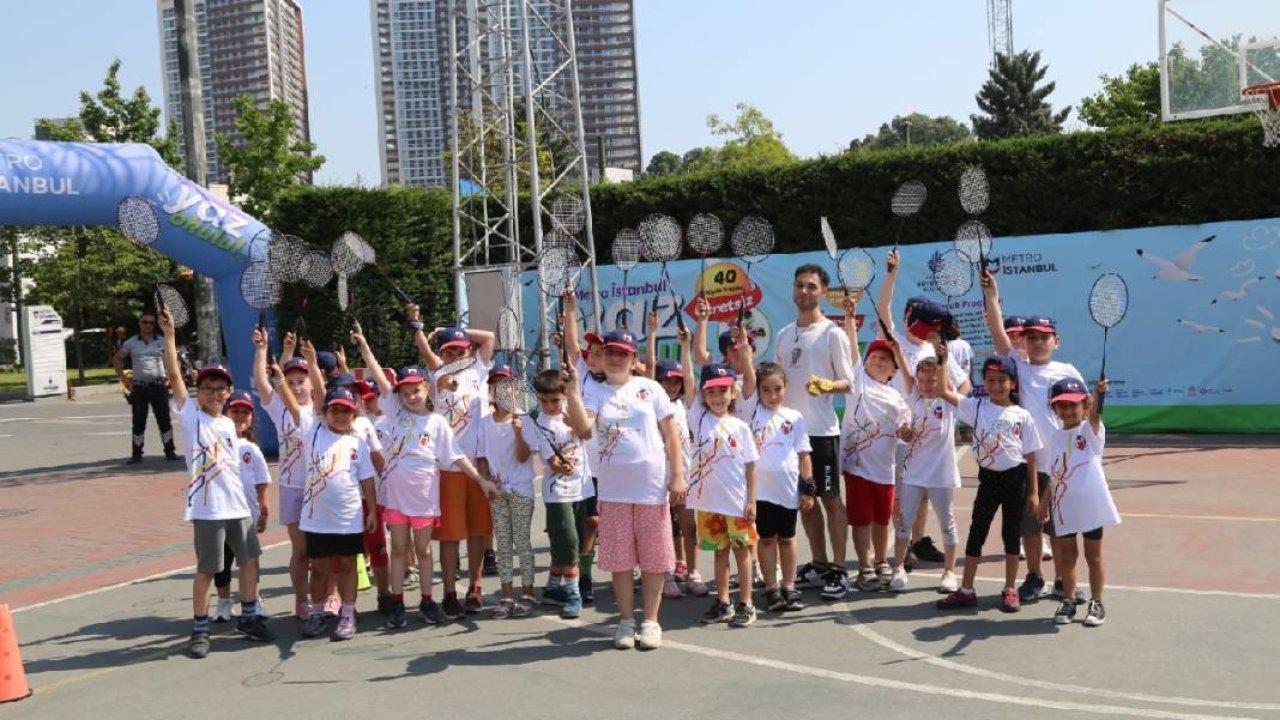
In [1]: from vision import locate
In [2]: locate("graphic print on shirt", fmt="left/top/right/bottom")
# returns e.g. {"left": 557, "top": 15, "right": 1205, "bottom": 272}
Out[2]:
{"left": 439, "top": 392, "right": 476, "bottom": 437}
{"left": 841, "top": 397, "right": 889, "bottom": 464}
{"left": 302, "top": 429, "right": 351, "bottom": 519}
{"left": 379, "top": 411, "right": 428, "bottom": 493}
{"left": 688, "top": 414, "right": 739, "bottom": 501}
{"left": 537, "top": 417, "right": 578, "bottom": 493}
{"left": 972, "top": 401, "right": 1022, "bottom": 468}
{"left": 187, "top": 417, "right": 236, "bottom": 509}
{"left": 1049, "top": 429, "right": 1090, "bottom": 527}
{"left": 749, "top": 404, "right": 794, "bottom": 452}
{"left": 903, "top": 397, "right": 946, "bottom": 467}
{"left": 594, "top": 393, "right": 632, "bottom": 465}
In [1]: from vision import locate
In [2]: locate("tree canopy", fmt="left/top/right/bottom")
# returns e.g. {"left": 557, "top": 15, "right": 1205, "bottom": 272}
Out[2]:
{"left": 215, "top": 94, "right": 325, "bottom": 222}
{"left": 849, "top": 112, "right": 972, "bottom": 151}
{"left": 1078, "top": 62, "right": 1162, "bottom": 129}
{"left": 972, "top": 50, "right": 1071, "bottom": 140}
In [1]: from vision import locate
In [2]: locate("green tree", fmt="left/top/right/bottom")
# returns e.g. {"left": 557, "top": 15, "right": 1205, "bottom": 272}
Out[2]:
{"left": 1078, "top": 62, "right": 1162, "bottom": 129}
{"left": 706, "top": 102, "right": 797, "bottom": 169}
{"left": 972, "top": 50, "right": 1071, "bottom": 140}
{"left": 645, "top": 150, "right": 683, "bottom": 176}
{"left": 849, "top": 112, "right": 972, "bottom": 151}
{"left": 215, "top": 94, "right": 325, "bottom": 221}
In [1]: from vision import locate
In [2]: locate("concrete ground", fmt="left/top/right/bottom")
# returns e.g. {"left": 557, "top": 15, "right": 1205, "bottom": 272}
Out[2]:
{"left": 3, "top": 395, "right": 1279, "bottom": 719}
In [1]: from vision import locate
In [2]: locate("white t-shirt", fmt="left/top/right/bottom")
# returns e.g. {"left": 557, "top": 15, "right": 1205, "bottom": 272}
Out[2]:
{"left": 948, "top": 338, "right": 974, "bottom": 381}
{"left": 266, "top": 393, "right": 314, "bottom": 489}
{"left": 235, "top": 438, "right": 271, "bottom": 522}
{"left": 377, "top": 390, "right": 463, "bottom": 517}
{"left": 430, "top": 356, "right": 492, "bottom": 405}
{"left": 890, "top": 331, "right": 968, "bottom": 394}
{"left": 958, "top": 397, "right": 1042, "bottom": 472}
{"left": 773, "top": 318, "right": 856, "bottom": 437}
{"left": 173, "top": 400, "right": 249, "bottom": 522}
{"left": 1047, "top": 422, "right": 1120, "bottom": 536}
{"left": 352, "top": 415, "right": 384, "bottom": 455}
{"left": 686, "top": 404, "right": 760, "bottom": 517}
{"left": 841, "top": 360, "right": 911, "bottom": 486}
{"left": 524, "top": 412, "right": 595, "bottom": 503}
{"left": 477, "top": 414, "right": 538, "bottom": 499}
{"left": 1012, "top": 352, "right": 1085, "bottom": 471}
{"left": 298, "top": 417, "right": 376, "bottom": 535}
{"left": 737, "top": 397, "right": 811, "bottom": 509}
{"left": 901, "top": 392, "right": 961, "bottom": 489}
{"left": 583, "top": 376, "right": 675, "bottom": 505}
{"left": 671, "top": 399, "right": 693, "bottom": 476}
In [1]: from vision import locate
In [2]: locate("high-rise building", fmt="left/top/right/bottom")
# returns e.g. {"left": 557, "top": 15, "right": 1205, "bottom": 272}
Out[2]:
{"left": 371, "top": 0, "right": 641, "bottom": 188}
{"left": 157, "top": 0, "right": 311, "bottom": 183}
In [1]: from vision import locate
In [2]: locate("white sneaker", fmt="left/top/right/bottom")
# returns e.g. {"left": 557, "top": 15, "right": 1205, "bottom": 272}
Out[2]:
{"left": 212, "top": 598, "right": 234, "bottom": 623}
{"left": 636, "top": 620, "right": 662, "bottom": 650}
{"left": 613, "top": 619, "right": 637, "bottom": 650}
{"left": 254, "top": 599, "right": 268, "bottom": 618}
{"left": 939, "top": 571, "right": 960, "bottom": 594}
{"left": 889, "top": 567, "right": 908, "bottom": 592}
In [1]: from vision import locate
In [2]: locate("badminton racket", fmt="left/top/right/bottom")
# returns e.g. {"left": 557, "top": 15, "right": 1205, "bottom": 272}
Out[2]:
{"left": 154, "top": 283, "right": 189, "bottom": 329}
{"left": 492, "top": 375, "right": 568, "bottom": 465}
{"left": 838, "top": 249, "right": 892, "bottom": 339}
{"left": 959, "top": 166, "right": 990, "bottom": 216}
{"left": 638, "top": 213, "right": 685, "bottom": 335}
{"left": 334, "top": 231, "right": 412, "bottom": 304}
{"left": 540, "top": 247, "right": 582, "bottom": 367}
{"left": 239, "top": 260, "right": 281, "bottom": 331}
{"left": 268, "top": 233, "right": 308, "bottom": 284}
{"left": 933, "top": 248, "right": 974, "bottom": 309}
{"left": 299, "top": 250, "right": 333, "bottom": 289}
{"left": 729, "top": 215, "right": 774, "bottom": 325}
{"left": 550, "top": 195, "right": 586, "bottom": 235}
{"left": 890, "top": 180, "right": 927, "bottom": 250}
{"left": 687, "top": 213, "right": 723, "bottom": 303}
{"left": 1088, "top": 272, "right": 1129, "bottom": 413}
{"left": 955, "top": 219, "right": 994, "bottom": 270}
{"left": 612, "top": 228, "right": 640, "bottom": 329}
{"left": 118, "top": 196, "right": 160, "bottom": 248}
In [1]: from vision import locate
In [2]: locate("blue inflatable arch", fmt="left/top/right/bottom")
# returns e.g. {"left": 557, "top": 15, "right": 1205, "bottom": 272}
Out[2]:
{"left": 0, "top": 139, "right": 279, "bottom": 449}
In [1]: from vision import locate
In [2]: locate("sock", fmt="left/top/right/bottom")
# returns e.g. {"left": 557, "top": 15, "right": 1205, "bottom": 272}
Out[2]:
{"left": 547, "top": 574, "right": 562, "bottom": 590}
{"left": 421, "top": 594, "right": 433, "bottom": 603}
{"left": 391, "top": 593, "right": 404, "bottom": 603}
{"left": 193, "top": 615, "right": 210, "bottom": 635}
{"left": 340, "top": 602, "right": 356, "bottom": 618}
{"left": 240, "top": 599, "right": 258, "bottom": 618}
{"left": 563, "top": 577, "right": 579, "bottom": 596}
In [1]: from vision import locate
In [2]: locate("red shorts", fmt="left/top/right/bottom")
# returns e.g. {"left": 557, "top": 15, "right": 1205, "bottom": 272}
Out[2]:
{"left": 845, "top": 473, "right": 894, "bottom": 527}
{"left": 362, "top": 500, "right": 388, "bottom": 568}
{"left": 597, "top": 501, "right": 676, "bottom": 574}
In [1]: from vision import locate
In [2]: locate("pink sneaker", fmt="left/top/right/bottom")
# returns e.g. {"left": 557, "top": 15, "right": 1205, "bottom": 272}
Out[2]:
{"left": 322, "top": 594, "right": 341, "bottom": 617}
{"left": 673, "top": 563, "right": 689, "bottom": 583}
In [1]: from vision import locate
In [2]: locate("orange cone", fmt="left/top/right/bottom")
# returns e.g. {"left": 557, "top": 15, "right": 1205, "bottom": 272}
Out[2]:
{"left": 0, "top": 605, "right": 31, "bottom": 703}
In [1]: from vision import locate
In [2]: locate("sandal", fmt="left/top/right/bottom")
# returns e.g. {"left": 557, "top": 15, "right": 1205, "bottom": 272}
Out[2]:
{"left": 492, "top": 599, "right": 514, "bottom": 619}
{"left": 512, "top": 596, "right": 536, "bottom": 617}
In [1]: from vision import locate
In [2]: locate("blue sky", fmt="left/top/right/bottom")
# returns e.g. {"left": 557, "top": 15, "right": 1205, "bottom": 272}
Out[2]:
{"left": 0, "top": 1, "right": 1273, "bottom": 185}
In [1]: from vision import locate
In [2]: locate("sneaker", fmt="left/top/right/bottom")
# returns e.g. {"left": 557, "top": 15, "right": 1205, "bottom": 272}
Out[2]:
{"left": 936, "top": 587, "right": 977, "bottom": 609}
{"left": 889, "top": 566, "right": 908, "bottom": 592}
{"left": 164, "top": 450, "right": 181, "bottom": 462}
{"left": 236, "top": 615, "right": 275, "bottom": 642}
{"left": 729, "top": 602, "right": 757, "bottom": 628}
{"left": 330, "top": 612, "right": 356, "bottom": 641}
{"left": 1083, "top": 599, "right": 1106, "bottom": 627}
{"left": 903, "top": 548, "right": 918, "bottom": 573}
{"left": 1018, "top": 573, "right": 1046, "bottom": 602}
{"left": 294, "top": 600, "right": 310, "bottom": 620}
{"left": 187, "top": 632, "right": 210, "bottom": 659}
{"left": 581, "top": 576, "right": 595, "bottom": 605}
{"left": 673, "top": 562, "right": 689, "bottom": 583}
{"left": 1074, "top": 586, "right": 1088, "bottom": 605}
{"left": 404, "top": 566, "right": 420, "bottom": 588}
{"left": 1000, "top": 587, "right": 1020, "bottom": 613}
{"left": 254, "top": 599, "right": 269, "bottom": 618}
{"left": 783, "top": 588, "right": 806, "bottom": 612}
{"left": 794, "top": 562, "right": 825, "bottom": 587}
{"left": 939, "top": 570, "right": 960, "bottom": 594}
{"left": 561, "top": 589, "right": 583, "bottom": 619}
{"left": 875, "top": 562, "right": 893, "bottom": 587}
{"left": 386, "top": 601, "right": 407, "bottom": 629}
{"left": 764, "top": 588, "right": 786, "bottom": 612}
{"left": 911, "top": 536, "right": 945, "bottom": 563}
{"left": 613, "top": 619, "right": 637, "bottom": 650}
{"left": 441, "top": 593, "right": 465, "bottom": 620}
{"left": 419, "top": 598, "right": 447, "bottom": 625}
{"left": 700, "top": 599, "right": 733, "bottom": 624}
{"left": 685, "top": 569, "right": 710, "bottom": 597}
{"left": 636, "top": 620, "right": 663, "bottom": 650}
{"left": 212, "top": 598, "right": 234, "bottom": 623}
{"left": 856, "top": 568, "right": 881, "bottom": 593}
{"left": 301, "top": 611, "right": 327, "bottom": 638}
{"left": 322, "top": 594, "right": 341, "bottom": 617}
{"left": 541, "top": 585, "right": 571, "bottom": 606}
{"left": 464, "top": 587, "right": 483, "bottom": 614}
{"left": 1054, "top": 598, "right": 1078, "bottom": 625}
{"left": 662, "top": 573, "right": 683, "bottom": 599}
{"left": 820, "top": 568, "right": 849, "bottom": 600}
{"left": 376, "top": 593, "right": 393, "bottom": 616}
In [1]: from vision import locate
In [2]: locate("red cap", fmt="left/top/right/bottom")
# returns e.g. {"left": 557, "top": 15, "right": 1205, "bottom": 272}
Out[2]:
{"left": 908, "top": 320, "right": 942, "bottom": 341}
{"left": 195, "top": 364, "right": 233, "bottom": 385}
{"left": 584, "top": 332, "right": 603, "bottom": 346}
{"left": 865, "top": 339, "right": 898, "bottom": 368}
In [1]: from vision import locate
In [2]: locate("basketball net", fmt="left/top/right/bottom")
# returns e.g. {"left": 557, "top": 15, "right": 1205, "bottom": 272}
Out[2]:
{"left": 1243, "top": 83, "right": 1280, "bottom": 148}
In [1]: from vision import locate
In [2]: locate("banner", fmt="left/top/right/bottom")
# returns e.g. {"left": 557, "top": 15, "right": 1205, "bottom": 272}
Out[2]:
{"left": 22, "top": 306, "right": 66, "bottom": 398}
{"left": 524, "top": 217, "right": 1280, "bottom": 433}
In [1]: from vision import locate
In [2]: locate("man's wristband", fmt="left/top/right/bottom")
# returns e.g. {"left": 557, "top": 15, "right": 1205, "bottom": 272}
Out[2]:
{"left": 799, "top": 478, "right": 818, "bottom": 497}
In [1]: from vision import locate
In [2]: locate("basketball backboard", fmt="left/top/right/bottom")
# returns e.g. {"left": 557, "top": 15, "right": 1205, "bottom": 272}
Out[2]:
{"left": 1158, "top": 0, "right": 1280, "bottom": 121}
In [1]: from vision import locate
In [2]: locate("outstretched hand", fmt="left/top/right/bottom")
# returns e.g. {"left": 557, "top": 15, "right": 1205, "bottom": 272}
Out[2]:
{"left": 157, "top": 308, "right": 175, "bottom": 335}
{"left": 886, "top": 249, "right": 900, "bottom": 274}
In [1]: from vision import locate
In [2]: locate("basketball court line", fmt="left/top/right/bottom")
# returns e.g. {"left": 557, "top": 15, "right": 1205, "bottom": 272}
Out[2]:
{"left": 951, "top": 506, "right": 1280, "bottom": 525}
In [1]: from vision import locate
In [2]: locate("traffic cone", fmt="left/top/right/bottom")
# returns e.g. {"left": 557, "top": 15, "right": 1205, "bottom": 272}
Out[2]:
{"left": 0, "top": 605, "right": 32, "bottom": 703}
{"left": 356, "top": 554, "right": 371, "bottom": 591}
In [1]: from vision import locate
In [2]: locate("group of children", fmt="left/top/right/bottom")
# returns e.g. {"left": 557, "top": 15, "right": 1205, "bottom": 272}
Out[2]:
{"left": 162, "top": 249, "right": 1119, "bottom": 658}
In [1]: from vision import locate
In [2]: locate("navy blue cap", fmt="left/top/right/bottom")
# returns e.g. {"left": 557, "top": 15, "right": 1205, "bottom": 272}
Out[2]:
{"left": 981, "top": 355, "right": 1018, "bottom": 380}
{"left": 700, "top": 362, "right": 737, "bottom": 389}
{"left": 1003, "top": 315, "right": 1028, "bottom": 333}
{"left": 602, "top": 329, "right": 637, "bottom": 352}
{"left": 904, "top": 296, "right": 929, "bottom": 312}
{"left": 330, "top": 373, "right": 357, "bottom": 388}
{"left": 1049, "top": 377, "right": 1088, "bottom": 403}
{"left": 281, "top": 357, "right": 310, "bottom": 376}
{"left": 224, "top": 388, "right": 254, "bottom": 410}
{"left": 395, "top": 365, "right": 427, "bottom": 387}
{"left": 1023, "top": 315, "right": 1057, "bottom": 334}
{"left": 195, "top": 363, "right": 233, "bottom": 385}
{"left": 324, "top": 386, "right": 359, "bottom": 409}
{"left": 718, "top": 328, "right": 756, "bottom": 354}
{"left": 316, "top": 351, "right": 338, "bottom": 371}
{"left": 655, "top": 358, "right": 683, "bottom": 381}
{"left": 433, "top": 327, "right": 471, "bottom": 351}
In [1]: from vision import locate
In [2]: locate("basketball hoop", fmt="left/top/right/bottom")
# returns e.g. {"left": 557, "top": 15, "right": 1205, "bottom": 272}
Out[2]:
{"left": 1242, "top": 82, "right": 1280, "bottom": 148}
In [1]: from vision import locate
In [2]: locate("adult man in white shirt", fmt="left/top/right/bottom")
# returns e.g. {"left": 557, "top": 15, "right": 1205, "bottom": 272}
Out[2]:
{"left": 113, "top": 310, "right": 179, "bottom": 463}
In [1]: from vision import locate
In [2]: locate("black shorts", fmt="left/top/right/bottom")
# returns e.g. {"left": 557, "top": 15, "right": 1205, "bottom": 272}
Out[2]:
{"left": 584, "top": 480, "right": 599, "bottom": 518}
{"left": 755, "top": 500, "right": 799, "bottom": 540}
{"left": 808, "top": 435, "right": 840, "bottom": 498}
{"left": 1061, "top": 527, "right": 1104, "bottom": 541}
{"left": 305, "top": 531, "right": 364, "bottom": 559}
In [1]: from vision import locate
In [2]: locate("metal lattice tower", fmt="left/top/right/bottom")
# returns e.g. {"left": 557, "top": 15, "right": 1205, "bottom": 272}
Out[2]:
{"left": 987, "top": 0, "right": 1013, "bottom": 62}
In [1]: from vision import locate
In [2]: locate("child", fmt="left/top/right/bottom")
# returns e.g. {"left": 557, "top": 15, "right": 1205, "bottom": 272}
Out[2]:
{"left": 161, "top": 309, "right": 273, "bottom": 659}
{"left": 888, "top": 349, "right": 962, "bottom": 594}
{"left": 213, "top": 390, "right": 272, "bottom": 623}
{"left": 1046, "top": 377, "right": 1119, "bottom": 626}
{"left": 840, "top": 296, "right": 912, "bottom": 593}
{"left": 982, "top": 269, "right": 1085, "bottom": 603}
{"left": 686, "top": 363, "right": 760, "bottom": 628}
{"left": 252, "top": 331, "right": 313, "bottom": 619}
{"left": 477, "top": 366, "right": 539, "bottom": 617}
{"left": 525, "top": 369, "right": 595, "bottom": 619}
{"left": 275, "top": 341, "right": 377, "bottom": 642}
{"left": 738, "top": 362, "right": 812, "bottom": 612}
{"left": 563, "top": 329, "right": 686, "bottom": 650}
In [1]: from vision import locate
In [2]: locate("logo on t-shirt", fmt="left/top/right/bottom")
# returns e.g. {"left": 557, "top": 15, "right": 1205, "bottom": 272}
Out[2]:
{"left": 1075, "top": 434, "right": 1086, "bottom": 451}
{"left": 780, "top": 420, "right": 793, "bottom": 435}
{"left": 789, "top": 347, "right": 801, "bottom": 366}
{"left": 350, "top": 449, "right": 359, "bottom": 461}
{"left": 933, "top": 404, "right": 944, "bottom": 420}
{"left": 241, "top": 451, "right": 252, "bottom": 464}
{"left": 637, "top": 388, "right": 649, "bottom": 401}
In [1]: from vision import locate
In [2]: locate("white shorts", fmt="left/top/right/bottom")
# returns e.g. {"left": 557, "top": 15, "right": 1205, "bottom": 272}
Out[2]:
{"left": 279, "top": 485, "right": 304, "bottom": 526}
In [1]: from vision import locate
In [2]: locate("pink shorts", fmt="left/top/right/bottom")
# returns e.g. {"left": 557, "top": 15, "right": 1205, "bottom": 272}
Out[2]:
{"left": 597, "top": 500, "right": 676, "bottom": 574}
{"left": 382, "top": 507, "right": 441, "bottom": 531}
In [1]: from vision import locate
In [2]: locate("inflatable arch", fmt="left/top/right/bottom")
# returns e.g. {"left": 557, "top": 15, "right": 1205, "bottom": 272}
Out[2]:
{"left": 0, "top": 139, "right": 280, "bottom": 450}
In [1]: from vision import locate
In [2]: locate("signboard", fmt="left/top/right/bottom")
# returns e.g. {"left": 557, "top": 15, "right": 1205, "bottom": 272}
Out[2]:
{"left": 23, "top": 305, "right": 66, "bottom": 398}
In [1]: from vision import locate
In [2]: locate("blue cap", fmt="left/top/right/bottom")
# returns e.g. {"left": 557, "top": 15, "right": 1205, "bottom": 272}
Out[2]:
{"left": 330, "top": 373, "right": 357, "bottom": 389}
{"left": 316, "top": 351, "right": 338, "bottom": 372}
{"left": 433, "top": 327, "right": 471, "bottom": 351}
{"left": 281, "top": 357, "right": 310, "bottom": 376}
{"left": 700, "top": 362, "right": 737, "bottom": 389}
{"left": 1003, "top": 315, "right": 1028, "bottom": 333}
{"left": 654, "top": 358, "right": 683, "bottom": 381}
{"left": 981, "top": 355, "right": 1018, "bottom": 380}
{"left": 1049, "top": 377, "right": 1088, "bottom": 404}
{"left": 718, "top": 328, "right": 756, "bottom": 354}
{"left": 395, "top": 365, "right": 427, "bottom": 387}
{"left": 1023, "top": 315, "right": 1057, "bottom": 334}
{"left": 324, "top": 386, "right": 359, "bottom": 409}
{"left": 224, "top": 388, "right": 254, "bottom": 410}
{"left": 602, "top": 329, "right": 637, "bottom": 352}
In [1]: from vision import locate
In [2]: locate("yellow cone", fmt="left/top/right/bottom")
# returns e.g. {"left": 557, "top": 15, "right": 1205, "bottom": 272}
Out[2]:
{"left": 356, "top": 553, "right": 371, "bottom": 591}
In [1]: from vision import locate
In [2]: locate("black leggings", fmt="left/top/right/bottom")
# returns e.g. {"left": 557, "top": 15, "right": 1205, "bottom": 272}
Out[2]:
{"left": 965, "top": 465, "right": 1028, "bottom": 558}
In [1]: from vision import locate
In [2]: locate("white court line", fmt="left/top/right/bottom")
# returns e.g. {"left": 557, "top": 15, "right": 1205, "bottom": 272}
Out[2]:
{"left": 977, "top": 576, "right": 1280, "bottom": 601}
{"left": 540, "top": 615, "right": 1256, "bottom": 720}
{"left": 952, "top": 505, "right": 1279, "bottom": 524}
{"left": 84, "top": 431, "right": 129, "bottom": 436}
{"left": 837, "top": 604, "right": 1280, "bottom": 712}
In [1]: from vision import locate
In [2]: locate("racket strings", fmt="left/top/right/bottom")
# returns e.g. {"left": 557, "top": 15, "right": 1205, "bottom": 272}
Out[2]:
{"left": 959, "top": 166, "right": 990, "bottom": 215}
{"left": 331, "top": 232, "right": 371, "bottom": 278}
{"left": 1089, "top": 274, "right": 1129, "bottom": 328}
{"left": 730, "top": 216, "right": 775, "bottom": 263}
{"left": 550, "top": 195, "right": 586, "bottom": 235}
{"left": 155, "top": 284, "right": 190, "bottom": 328}
{"left": 687, "top": 213, "right": 724, "bottom": 256}
{"left": 838, "top": 250, "right": 875, "bottom": 292}
{"left": 269, "top": 235, "right": 308, "bottom": 284}
{"left": 612, "top": 228, "right": 641, "bottom": 270}
{"left": 820, "top": 217, "right": 839, "bottom": 260}
{"left": 933, "top": 250, "right": 974, "bottom": 297}
{"left": 239, "top": 261, "right": 282, "bottom": 310}
{"left": 118, "top": 197, "right": 160, "bottom": 247}
{"left": 497, "top": 307, "right": 522, "bottom": 352}
{"left": 493, "top": 376, "right": 538, "bottom": 415}
{"left": 639, "top": 214, "right": 682, "bottom": 262}
{"left": 891, "top": 181, "right": 928, "bottom": 217}
{"left": 300, "top": 251, "right": 334, "bottom": 289}
{"left": 955, "top": 220, "right": 993, "bottom": 261}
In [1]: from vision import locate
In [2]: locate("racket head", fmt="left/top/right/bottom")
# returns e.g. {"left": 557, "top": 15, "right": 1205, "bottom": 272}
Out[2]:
{"left": 497, "top": 306, "right": 521, "bottom": 352}
{"left": 837, "top": 248, "right": 875, "bottom": 293}
{"left": 550, "top": 195, "right": 586, "bottom": 235}
{"left": 436, "top": 354, "right": 479, "bottom": 380}
{"left": 154, "top": 283, "right": 190, "bottom": 328}
{"left": 638, "top": 213, "right": 682, "bottom": 262}
{"left": 612, "top": 228, "right": 640, "bottom": 269}
{"left": 300, "top": 251, "right": 334, "bottom": 289}
{"left": 1088, "top": 272, "right": 1129, "bottom": 329}
{"left": 118, "top": 196, "right": 160, "bottom": 247}
{"left": 730, "top": 215, "right": 775, "bottom": 263}
{"left": 239, "top": 260, "right": 282, "bottom": 310}
{"left": 959, "top": 166, "right": 990, "bottom": 215}
{"left": 544, "top": 229, "right": 575, "bottom": 252}
{"left": 954, "top": 220, "right": 993, "bottom": 262}
{"left": 331, "top": 231, "right": 370, "bottom": 278}
{"left": 686, "top": 213, "right": 724, "bottom": 257}
{"left": 820, "top": 216, "right": 839, "bottom": 260}
{"left": 891, "top": 180, "right": 928, "bottom": 217}
{"left": 268, "top": 234, "right": 307, "bottom": 284}
{"left": 539, "top": 247, "right": 581, "bottom": 297}
{"left": 933, "top": 249, "right": 974, "bottom": 298}
{"left": 492, "top": 376, "right": 538, "bottom": 415}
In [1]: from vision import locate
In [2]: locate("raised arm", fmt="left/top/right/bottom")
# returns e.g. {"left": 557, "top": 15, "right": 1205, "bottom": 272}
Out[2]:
{"left": 645, "top": 309, "right": 659, "bottom": 380}
{"left": 693, "top": 296, "right": 712, "bottom": 366}
{"left": 157, "top": 309, "right": 187, "bottom": 409}
{"left": 300, "top": 340, "right": 326, "bottom": 408}
{"left": 352, "top": 329, "right": 394, "bottom": 396}
{"left": 936, "top": 342, "right": 963, "bottom": 406}
{"left": 561, "top": 365, "right": 593, "bottom": 439}
{"left": 279, "top": 331, "right": 297, "bottom": 363}
{"left": 273, "top": 361, "right": 302, "bottom": 425}
{"left": 561, "top": 290, "right": 582, "bottom": 365}
{"left": 876, "top": 249, "right": 900, "bottom": 339}
{"left": 678, "top": 325, "right": 696, "bottom": 407}
{"left": 738, "top": 328, "right": 757, "bottom": 399}
{"left": 980, "top": 267, "right": 1012, "bottom": 356}
{"left": 467, "top": 327, "right": 496, "bottom": 364}
{"left": 1089, "top": 378, "right": 1108, "bottom": 434}
{"left": 252, "top": 328, "right": 274, "bottom": 404}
